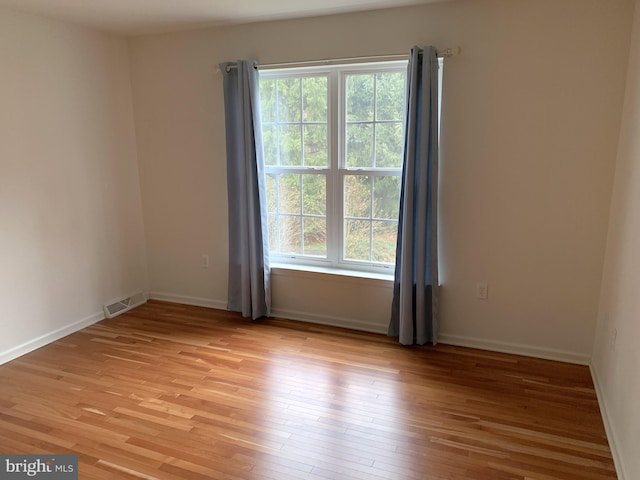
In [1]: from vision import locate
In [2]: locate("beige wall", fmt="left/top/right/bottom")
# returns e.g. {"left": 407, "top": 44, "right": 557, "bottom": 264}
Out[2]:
{"left": 0, "top": 8, "right": 148, "bottom": 362}
{"left": 129, "top": 0, "right": 633, "bottom": 362}
{"left": 593, "top": 0, "right": 640, "bottom": 478}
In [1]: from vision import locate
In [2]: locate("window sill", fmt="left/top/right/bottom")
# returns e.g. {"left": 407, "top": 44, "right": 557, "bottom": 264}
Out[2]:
{"left": 270, "top": 262, "right": 394, "bottom": 285}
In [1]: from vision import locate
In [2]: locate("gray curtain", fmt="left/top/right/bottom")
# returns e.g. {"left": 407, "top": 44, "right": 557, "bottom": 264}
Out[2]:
{"left": 388, "top": 46, "right": 439, "bottom": 345}
{"left": 220, "top": 60, "right": 271, "bottom": 320}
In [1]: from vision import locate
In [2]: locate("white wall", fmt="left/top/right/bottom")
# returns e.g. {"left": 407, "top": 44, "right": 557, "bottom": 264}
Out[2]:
{"left": 0, "top": 8, "right": 148, "bottom": 362}
{"left": 592, "top": 0, "right": 640, "bottom": 478}
{"left": 129, "top": 0, "right": 633, "bottom": 362}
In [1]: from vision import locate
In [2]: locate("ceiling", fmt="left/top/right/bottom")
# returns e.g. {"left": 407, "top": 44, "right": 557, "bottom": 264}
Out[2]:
{"left": 0, "top": 0, "right": 447, "bottom": 36}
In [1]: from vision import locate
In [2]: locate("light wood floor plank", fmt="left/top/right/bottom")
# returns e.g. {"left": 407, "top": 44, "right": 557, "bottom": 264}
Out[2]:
{"left": 0, "top": 300, "right": 615, "bottom": 479}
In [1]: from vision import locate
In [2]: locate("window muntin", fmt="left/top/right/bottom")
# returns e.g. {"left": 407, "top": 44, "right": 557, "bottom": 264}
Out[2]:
{"left": 259, "top": 62, "right": 407, "bottom": 273}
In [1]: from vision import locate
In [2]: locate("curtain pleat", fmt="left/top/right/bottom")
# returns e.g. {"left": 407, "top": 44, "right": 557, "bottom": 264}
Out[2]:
{"left": 388, "top": 46, "right": 439, "bottom": 345}
{"left": 220, "top": 60, "right": 271, "bottom": 320}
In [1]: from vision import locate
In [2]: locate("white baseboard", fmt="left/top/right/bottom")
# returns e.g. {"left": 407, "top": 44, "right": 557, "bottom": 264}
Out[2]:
{"left": 147, "top": 294, "right": 592, "bottom": 364}
{"left": 270, "top": 307, "right": 388, "bottom": 334}
{"left": 148, "top": 292, "right": 228, "bottom": 311}
{"left": 438, "top": 333, "right": 591, "bottom": 365}
{"left": 590, "top": 364, "right": 627, "bottom": 480}
{"left": 0, "top": 311, "right": 104, "bottom": 366}
{"left": 147, "top": 293, "right": 388, "bottom": 334}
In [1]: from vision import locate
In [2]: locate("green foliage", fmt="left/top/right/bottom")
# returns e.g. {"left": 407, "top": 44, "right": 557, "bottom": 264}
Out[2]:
{"left": 373, "top": 176, "right": 400, "bottom": 219}
{"left": 344, "top": 175, "right": 399, "bottom": 262}
{"left": 279, "top": 125, "right": 302, "bottom": 166}
{"left": 303, "top": 217, "right": 326, "bottom": 256}
{"left": 277, "top": 174, "right": 300, "bottom": 214}
{"left": 262, "top": 125, "right": 278, "bottom": 166}
{"left": 303, "top": 77, "right": 327, "bottom": 122}
{"left": 260, "top": 69, "right": 405, "bottom": 264}
{"left": 277, "top": 78, "right": 301, "bottom": 123}
{"left": 345, "top": 176, "right": 371, "bottom": 218}
{"left": 265, "top": 174, "right": 277, "bottom": 212}
{"left": 304, "top": 124, "right": 327, "bottom": 167}
{"left": 345, "top": 219, "right": 371, "bottom": 261}
{"left": 303, "top": 175, "right": 325, "bottom": 215}
{"left": 266, "top": 173, "right": 327, "bottom": 257}
{"left": 259, "top": 80, "right": 276, "bottom": 123}
{"left": 372, "top": 221, "right": 398, "bottom": 263}
{"left": 346, "top": 124, "right": 374, "bottom": 168}
{"left": 280, "top": 216, "right": 302, "bottom": 254}
{"left": 267, "top": 214, "right": 278, "bottom": 251}
{"left": 347, "top": 74, "right": 374, "bottom": 121}
{"left": 376, "top": 72, "right": 405, "bottom": 121}
{"left": 345, "top": 71, "right": 405, "bottom": 169}
{"left": 375, "top": 122, "right": 403, "bottom": 168}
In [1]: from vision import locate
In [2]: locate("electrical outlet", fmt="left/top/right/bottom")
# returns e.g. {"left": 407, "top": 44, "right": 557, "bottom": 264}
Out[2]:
{"left": 201, "top": 254, "right": 209, "bottom": 268}
{"left": 476, "top": 282, "right": 488, "bottom": 300}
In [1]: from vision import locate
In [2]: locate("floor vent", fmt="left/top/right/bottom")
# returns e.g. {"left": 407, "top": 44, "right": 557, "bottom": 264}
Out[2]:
{"left": 103, "top": 292, "right": 147, "bottom": 319}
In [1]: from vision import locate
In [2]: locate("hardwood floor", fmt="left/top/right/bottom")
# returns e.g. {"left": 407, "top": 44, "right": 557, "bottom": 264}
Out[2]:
{"left": 0, "top": 301, "right": 615, "bottom": 479}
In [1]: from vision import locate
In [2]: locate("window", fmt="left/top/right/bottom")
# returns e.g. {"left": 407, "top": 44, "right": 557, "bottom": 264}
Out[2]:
{"left": 259, "top": 62, "right": 407, "bottom": 273}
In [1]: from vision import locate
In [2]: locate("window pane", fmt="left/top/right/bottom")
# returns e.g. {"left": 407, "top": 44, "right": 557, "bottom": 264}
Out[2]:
{"left": 344, "top": 219, "right": 371, "bottom": 261}
{"left": 346, "top": 123, "right": 373, "bottom": 168}
{"left": 376, "top": 72, "right": 405, "bottom": 121}
{"left": 303, "top": 217, "right": 326, "bottom": 257}
{"left": 373, "top": 176, "right": 401, "bottom": 220}
{"left": 346, "top": 74, "right": 374, "bottom": 122}
{"left": 265, "top": 174, "right": 277, "bottom": 213}
{"left": 302, "top": 77, "right": 327, "bottom": 122}
{"left": 278, "top": 174, "right": 300, "bottom": 214}
{"left": 372, "top": 221, "right": 398, "bottom": 263}
{"left": 260, "top": 64, "right": 407, "bottom": 267}
{"left": 375, "top": 122, "right": 403, "bottom": 168}
{"left": 259, "top": 79, "right": 276, "bottom": 123}
{"left": 302, "top": 174, "right": 326, "bottom": 215}
{"left": 267, "top": 214, "right": 278, "bottom": 252}
{"left": 276, "top": 78, "right": 301, "bottom": 123}
{"left": 280, "top": 216, "right": 302, "bottom": 254}
{"left": 303, "top": 124, "right": 328, "bottom": 167}
{"left": 279, "top": 125, "right": 302, "bottom": 166}
{"left": 263, "top": 125, "right": 278, "bottom": 166}
{"left": 344, "top": 175, "right": 371, "bottom": 218}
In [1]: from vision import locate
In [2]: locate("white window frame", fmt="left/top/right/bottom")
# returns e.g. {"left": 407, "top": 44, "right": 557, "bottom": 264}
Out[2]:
{"left": 260, "top": 61, "right": 408, "bottom": 275}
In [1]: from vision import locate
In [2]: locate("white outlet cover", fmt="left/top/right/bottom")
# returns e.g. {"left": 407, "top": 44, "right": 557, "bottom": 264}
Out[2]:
{"left": 476, "top": 282, "right": 488, "bottom": 300}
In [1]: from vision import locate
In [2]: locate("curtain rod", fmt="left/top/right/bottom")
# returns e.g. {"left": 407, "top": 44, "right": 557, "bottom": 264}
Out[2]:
{"left": 223, "top": 47, "right": 460, "bottom": 72}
